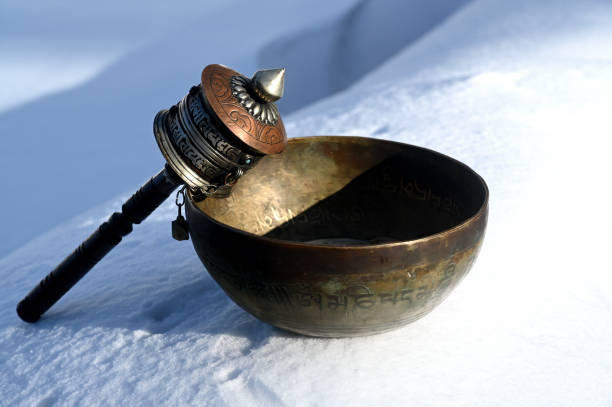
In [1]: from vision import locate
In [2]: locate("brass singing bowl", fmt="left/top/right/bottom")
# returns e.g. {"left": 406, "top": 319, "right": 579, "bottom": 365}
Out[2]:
{"left": 186, "top": 136, "right": 488, "bottom": 337}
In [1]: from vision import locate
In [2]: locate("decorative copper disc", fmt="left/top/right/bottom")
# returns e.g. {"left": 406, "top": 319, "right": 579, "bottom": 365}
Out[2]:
{"left": 201, "top": 64, "right": 287, "bottom": 155}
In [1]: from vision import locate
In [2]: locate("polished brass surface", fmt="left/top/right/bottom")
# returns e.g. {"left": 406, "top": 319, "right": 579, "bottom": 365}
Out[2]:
{"left": 186, "top": 136, "right": 488, "bottom": 337}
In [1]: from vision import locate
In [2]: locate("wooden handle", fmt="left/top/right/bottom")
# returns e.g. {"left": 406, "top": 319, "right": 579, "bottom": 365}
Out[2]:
{"left": 16, "top": 165, "right": 182, "bottom": 323}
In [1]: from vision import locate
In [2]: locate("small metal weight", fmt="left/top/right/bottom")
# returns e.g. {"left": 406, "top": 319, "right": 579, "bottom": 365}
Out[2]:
{"left": 172, "top": 187, "right": 189, "bottom": 241}
{"left": 16, "top": 64, "right": 287, "bottom": 323}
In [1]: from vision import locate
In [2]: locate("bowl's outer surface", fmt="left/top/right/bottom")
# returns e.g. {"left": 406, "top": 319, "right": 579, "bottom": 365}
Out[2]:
{"left": 186, "top": 136, "right": 488, "bottom": 337}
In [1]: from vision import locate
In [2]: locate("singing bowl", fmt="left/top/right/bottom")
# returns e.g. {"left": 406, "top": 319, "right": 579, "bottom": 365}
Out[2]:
{"left": 186, "top": 136, "right": 488, "bottom": 337}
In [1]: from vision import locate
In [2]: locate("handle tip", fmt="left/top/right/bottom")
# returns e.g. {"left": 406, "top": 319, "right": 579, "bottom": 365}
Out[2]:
{"left": 16, "top": 300, "right": 41, "bottom": 323}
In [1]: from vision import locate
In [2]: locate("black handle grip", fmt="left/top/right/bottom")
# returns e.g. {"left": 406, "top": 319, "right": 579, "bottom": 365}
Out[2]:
{"left": 16, "top": 165, "right": 182, "bottom": 323}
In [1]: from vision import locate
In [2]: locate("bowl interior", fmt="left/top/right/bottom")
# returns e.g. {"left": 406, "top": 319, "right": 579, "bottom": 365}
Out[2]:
{"left": 196, "top": 136, "right": 486, "bottom": 245}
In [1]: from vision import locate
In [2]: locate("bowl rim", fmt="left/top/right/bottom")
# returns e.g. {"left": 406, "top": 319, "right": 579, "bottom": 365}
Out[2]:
{"left": 187, "top": 135, "right": 489, "bottom": 250}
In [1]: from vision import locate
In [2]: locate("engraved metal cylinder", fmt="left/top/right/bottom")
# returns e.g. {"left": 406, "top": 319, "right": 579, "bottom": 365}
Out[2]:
{"left": 154, "top": 85, "right": 259, "bottom": 199}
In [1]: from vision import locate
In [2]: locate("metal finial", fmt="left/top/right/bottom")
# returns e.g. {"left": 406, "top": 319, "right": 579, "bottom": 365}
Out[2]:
{"left": 251, "top": 68, "right": 285, "bottom": 103}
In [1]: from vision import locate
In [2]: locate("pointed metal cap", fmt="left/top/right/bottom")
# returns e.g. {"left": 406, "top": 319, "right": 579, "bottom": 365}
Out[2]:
{"left": 251, "top": 68, "right": 285, "bottom": 103}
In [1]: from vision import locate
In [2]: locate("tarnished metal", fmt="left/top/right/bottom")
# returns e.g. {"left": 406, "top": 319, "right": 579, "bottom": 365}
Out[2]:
{"left": 186, "top": 136, "right": 488, "bottom": 337}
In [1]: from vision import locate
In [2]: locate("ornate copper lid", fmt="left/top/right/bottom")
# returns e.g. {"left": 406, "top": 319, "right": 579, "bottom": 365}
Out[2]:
{"left": 201, "top": 64, "right": 287, "bottom": 155}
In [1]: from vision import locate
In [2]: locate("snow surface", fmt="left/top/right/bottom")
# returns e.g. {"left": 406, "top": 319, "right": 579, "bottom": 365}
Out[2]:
{"left": 2, "top": 0, "right": 612, "bottom": 405}
{"left": 0, "top": 0, "right": 358, "bottom": 256}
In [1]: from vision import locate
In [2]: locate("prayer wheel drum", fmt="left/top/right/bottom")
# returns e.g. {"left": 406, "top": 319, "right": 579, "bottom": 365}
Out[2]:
{"left": 186, "top": 136, "right": 488, "bottom": 337}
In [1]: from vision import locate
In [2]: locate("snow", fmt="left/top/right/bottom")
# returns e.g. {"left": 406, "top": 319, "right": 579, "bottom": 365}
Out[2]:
{"left": 0, "top": 0, "right": 357, "bottom": 256}
{"left": 2, "top": 0, "right": 612, "bottom": 405}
